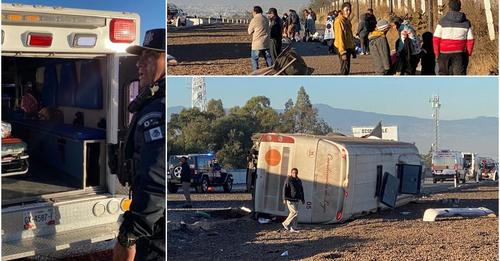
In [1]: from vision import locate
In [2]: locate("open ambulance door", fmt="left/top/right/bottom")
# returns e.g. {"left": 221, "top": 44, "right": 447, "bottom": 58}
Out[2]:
{"left": 106, "top": 54, "right": 138, "bottom": 195}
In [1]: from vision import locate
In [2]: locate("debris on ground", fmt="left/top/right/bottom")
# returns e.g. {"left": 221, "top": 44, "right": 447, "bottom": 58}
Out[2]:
{"left": 195, "top": 211, "right": 211, "bottom": 219}
{"left": 423, "top": 207, "right": 496, "bottom": 222}
{"left": 240, "top": 206, "right": 252, "bottom": 213}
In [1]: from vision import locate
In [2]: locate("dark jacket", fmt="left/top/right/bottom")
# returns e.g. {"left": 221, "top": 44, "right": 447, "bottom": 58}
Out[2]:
{"left": 120, "top": 77, "right": 165, "bottom": 247}
{"left": 270, "top": 16, "right": 283, "bottom": 40}
{"left": 180, "top": 161, "right": 191, "bottom": 182}
{"left": 357, "top": 14, "right": 369, "bottom": 37}
{"left": 369, "top": 30, "right": 391, "bottom": 75}
{"left": 283, "top": 176, "right": 304, "bottom": 202}
{"left": 357, "top": 13, "right": 376, "bottom": 37}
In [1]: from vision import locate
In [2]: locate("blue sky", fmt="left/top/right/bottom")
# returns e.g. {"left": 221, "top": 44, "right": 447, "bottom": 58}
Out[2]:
{"left": 167, "top": 77, "right": 499, "bottom": 120}
{"left": 6, "top": 0, "right": 165, "bottom": 42}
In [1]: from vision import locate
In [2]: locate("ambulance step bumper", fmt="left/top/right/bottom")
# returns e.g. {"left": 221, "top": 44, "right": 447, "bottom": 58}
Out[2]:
{"left": 2, "top": 222, "right": 119, "bottom": 260}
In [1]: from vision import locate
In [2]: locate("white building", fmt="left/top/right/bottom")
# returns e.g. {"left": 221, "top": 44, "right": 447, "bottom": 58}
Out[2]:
{"left": 352, "top": 126, "right": 399, "bottom": 141}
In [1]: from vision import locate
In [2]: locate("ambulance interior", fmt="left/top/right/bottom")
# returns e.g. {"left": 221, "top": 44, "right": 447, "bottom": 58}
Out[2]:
{"left": 2, "top": 56, "right": 111, "bottom": 205}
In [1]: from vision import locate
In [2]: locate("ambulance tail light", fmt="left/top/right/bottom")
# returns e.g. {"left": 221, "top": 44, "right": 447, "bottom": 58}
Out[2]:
{"left": 110, "top": 18, "right": 136, "bottom": 43}
{"left": 27, "top": 33, "right": 52, "bottom": 47}
{"left": 120, "top": 198, "right": 132, "bottom": 212}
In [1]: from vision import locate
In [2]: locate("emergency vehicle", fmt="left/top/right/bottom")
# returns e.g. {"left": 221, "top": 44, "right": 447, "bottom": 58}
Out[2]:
{"left": 462, "top": 152, "right": 480, "bottom": 181}
{"left": 252, "top": 133, "right": 422, "bottom": 224}
{"left": 431, "top": 150, "right": 466, "bottom": 183}
{"left": 1, "top": 3, "right": 141, "bottom": 259}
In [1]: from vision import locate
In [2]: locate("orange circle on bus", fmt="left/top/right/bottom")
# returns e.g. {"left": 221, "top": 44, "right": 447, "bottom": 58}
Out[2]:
{"left": 265, "top": 149, "right": 281, "bottom": 166}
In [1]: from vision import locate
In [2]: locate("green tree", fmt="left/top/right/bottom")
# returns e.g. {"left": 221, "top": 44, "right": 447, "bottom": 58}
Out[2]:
{"left": 206, "top": 99, "right": 225, "bottom": 119}
{"left": 279, "top": 87, "right": 332, "bottom": 135}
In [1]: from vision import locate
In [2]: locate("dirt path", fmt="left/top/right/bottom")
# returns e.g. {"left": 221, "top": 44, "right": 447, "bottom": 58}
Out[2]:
{"left": 167, "top": 182, "right": 498, "bottom": 260}
{"left": 167, "top": 23, "right": 376, "bottom": 75}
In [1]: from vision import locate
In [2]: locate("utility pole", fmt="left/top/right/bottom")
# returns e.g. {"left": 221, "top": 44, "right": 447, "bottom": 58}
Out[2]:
{"left": 191, "top": 77, "right": 207, "bottom": 111}
{"left": 430, "top": 95, "right": 441, "bottom": 152}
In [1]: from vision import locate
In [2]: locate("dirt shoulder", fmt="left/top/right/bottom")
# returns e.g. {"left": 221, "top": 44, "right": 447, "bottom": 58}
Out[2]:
{"left": 167, "top": 23, "right": 376, "bottom": 75}
{"left": 167, "top": 182, "right": 498, "bottom": 260}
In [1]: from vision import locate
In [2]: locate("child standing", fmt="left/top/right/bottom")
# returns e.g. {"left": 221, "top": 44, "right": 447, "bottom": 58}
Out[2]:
{"left": 368, "top": 19, "right": 391, "bottom": 75}
{"left": 420, "top": 31, "right": 436, "bottom": 75}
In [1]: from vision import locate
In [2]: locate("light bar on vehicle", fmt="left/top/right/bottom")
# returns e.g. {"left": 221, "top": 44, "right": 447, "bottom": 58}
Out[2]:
{"left": 2, "top": 11, "right": 106, "bottom": 28}
{"left": 27, "top": 33, "right": 52, "bottom": 47}
{"left": 110, "top": 18, "right": 136, "bottom": 43}
{"left": 72, "top": 33, "right": 97, "bottom": 47}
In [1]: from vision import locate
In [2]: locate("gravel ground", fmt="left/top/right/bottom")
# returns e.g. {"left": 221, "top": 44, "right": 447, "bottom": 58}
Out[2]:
{"left": 167, "top": 23, "right": 376, "bottom": 75}
{"left": 167, "top": 181, "right": 498, "bottom": 260}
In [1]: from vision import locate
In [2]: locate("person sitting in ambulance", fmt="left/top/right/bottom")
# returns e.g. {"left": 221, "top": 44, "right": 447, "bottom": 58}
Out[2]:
{"left": 20, "top": 82, "right": 39, "bottom": 118}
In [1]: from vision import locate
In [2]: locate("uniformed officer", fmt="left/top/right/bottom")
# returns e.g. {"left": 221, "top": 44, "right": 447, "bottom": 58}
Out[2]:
{"left": 113, "top": 28, "right": 166, "bottom": 261}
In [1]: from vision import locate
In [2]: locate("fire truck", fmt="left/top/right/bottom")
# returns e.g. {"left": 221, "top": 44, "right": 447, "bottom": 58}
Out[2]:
{"left": 1, "top": 3, "right": 141, "bottom": 259}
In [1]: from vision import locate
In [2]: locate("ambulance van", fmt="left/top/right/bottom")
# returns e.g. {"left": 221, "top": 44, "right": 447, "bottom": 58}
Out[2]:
{"left": 1, "top": 3, "right": 141, "bottom": 259}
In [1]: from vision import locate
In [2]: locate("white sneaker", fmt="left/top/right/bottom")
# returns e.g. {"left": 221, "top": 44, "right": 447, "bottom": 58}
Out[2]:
{"left": 282, "top": 222, "right": 289, "bottom": 231}
{"left": 289, "top": 227, "right": 300, "bottom": 233}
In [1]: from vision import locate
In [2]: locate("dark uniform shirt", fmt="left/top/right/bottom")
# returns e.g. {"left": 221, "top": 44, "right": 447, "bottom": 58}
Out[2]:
{"left": 120, "top": 77, "right": 165, "bottom": 260}
{"left": 180, "top": 161, "right": 191, "bottom": 183}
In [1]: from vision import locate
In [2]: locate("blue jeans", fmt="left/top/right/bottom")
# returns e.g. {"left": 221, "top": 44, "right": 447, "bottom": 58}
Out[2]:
{"left": 251, "top": 49, "right": 273, "bottom": 71}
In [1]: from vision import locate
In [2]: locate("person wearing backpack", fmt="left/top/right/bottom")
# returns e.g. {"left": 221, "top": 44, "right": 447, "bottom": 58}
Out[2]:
{"left": 369, "top": 19, "right": 391, "bottom": 75}
{"left": 391, "top": 16, "right": 421, "bottom": 75}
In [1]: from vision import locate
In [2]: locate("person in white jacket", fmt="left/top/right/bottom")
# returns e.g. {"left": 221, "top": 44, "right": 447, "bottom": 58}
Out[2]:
{"left": 248, "top": 6, "right": 272, "bottom": 71}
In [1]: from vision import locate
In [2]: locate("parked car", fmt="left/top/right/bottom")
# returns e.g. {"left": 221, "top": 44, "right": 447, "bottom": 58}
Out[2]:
{"left": 167, "top": 3, "right": 187, "bottom": 27}
{"left": 167, "top": 153, "right": 233, "bottom": 193}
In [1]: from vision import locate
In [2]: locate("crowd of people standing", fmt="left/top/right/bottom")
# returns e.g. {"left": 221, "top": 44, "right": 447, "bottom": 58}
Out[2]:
{"left": 247, "top": 0, "right": 474, "bottom": 75}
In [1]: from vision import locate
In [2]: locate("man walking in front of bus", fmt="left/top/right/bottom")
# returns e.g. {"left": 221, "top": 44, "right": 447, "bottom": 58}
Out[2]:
{"left": 113, "top": 28, "right": 166, "bottom": 261}
{"left": 282, "top": 168, "right": 304, "bottom": 233}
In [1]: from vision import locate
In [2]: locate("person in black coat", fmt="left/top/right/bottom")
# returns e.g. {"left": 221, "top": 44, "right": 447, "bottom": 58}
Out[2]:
{"left": 180, "top": 156, "right": 192, "bottom": 208}
{"left": 114, "top": 28, "right": 166, "bottom": 261}
{"left": 282, "top": 168, "right": 304, "bottom": 232}
{"left": 267, "top": 7, "right": 283, "bottom": 62}
{"left": 420, "top": 31, "right": 436, "bottom": 75}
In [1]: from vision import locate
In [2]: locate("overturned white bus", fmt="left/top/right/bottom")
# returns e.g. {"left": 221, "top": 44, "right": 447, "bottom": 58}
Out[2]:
{"left": 254, "top": 133, "right": 422, "bottom": 224}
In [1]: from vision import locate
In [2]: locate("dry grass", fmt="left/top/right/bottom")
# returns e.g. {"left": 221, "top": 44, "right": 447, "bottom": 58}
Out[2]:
{"left": 317, "top": 1, "right": 498, "bottom": 75}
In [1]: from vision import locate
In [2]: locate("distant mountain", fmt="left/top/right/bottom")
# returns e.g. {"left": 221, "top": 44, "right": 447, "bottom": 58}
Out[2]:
{"left": 168, "top": 104, "right": 499, "bottom": 159}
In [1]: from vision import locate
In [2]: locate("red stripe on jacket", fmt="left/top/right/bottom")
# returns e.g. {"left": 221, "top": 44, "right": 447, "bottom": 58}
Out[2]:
{"left": 433, "top": 37, "right": 474, "bottom": 56}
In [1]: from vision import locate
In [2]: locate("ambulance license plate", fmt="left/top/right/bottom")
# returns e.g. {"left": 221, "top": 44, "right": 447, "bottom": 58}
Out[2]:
{"left": 23, "top": 208, "right": 55, "bottom": 230}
